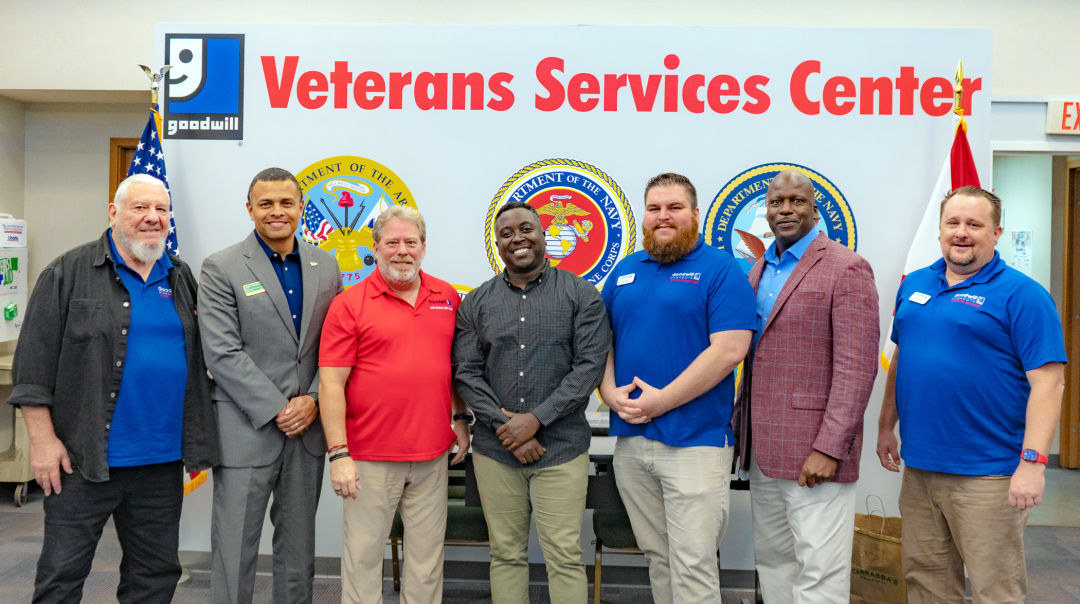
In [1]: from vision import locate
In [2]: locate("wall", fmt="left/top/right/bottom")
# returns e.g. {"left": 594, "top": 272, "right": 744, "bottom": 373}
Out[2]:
{"left": 2, "top": 1, "right": 1080, "bottom": 98}
{"left": 0, "top": 96, "right": 25, "bottom": 217}
{"left": 995, "top": 155, "right": 1054, "bottom": 288}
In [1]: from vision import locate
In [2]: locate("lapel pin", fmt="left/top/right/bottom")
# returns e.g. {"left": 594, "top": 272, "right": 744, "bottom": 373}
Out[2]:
{"left": 309, "top": 261, "right": 318, "bottom": 266}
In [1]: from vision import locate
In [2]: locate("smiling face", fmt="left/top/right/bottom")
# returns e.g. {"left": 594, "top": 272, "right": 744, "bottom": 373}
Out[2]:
{"left": 939, "top": 192, "right": 1002, "bottom": 277}
{"left": 642, "top": 183, "right": 699, "bottom": 263}
{"left": 247, "top": 179, "right": 302, "bottom": 254}
{"left": 374, "top": 217, "right": 426, "bottom": 288}
{"left": 495, "top": 207, "right": 546, "bottom": 278}
{"left": 765, "top": 171, "right": 819, "bottom": 254}
{"left": 109, "top": 181, "right": 171, "bottom": 265}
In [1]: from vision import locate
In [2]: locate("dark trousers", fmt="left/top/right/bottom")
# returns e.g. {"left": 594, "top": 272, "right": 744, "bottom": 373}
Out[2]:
{"left": 34, "top": 461, "right": 183, "bottom": 604}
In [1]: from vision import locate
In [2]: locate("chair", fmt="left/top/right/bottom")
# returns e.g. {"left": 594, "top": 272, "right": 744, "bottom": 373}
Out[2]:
{"left": 588, "top": 456, "right": 761, "bottom": 603}
{"left": 388, "top": 454, "right": 489, "bottom": 592}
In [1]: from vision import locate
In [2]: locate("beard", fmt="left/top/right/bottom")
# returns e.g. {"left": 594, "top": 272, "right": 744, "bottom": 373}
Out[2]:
{"left": 378, "top": 258, "right": 421, "bottom": 286}
{"left": 113, "top": 228, "right": 166, "bottom": 264}
{"left": 643, "top": 216, "right": 700, "bottom": 264}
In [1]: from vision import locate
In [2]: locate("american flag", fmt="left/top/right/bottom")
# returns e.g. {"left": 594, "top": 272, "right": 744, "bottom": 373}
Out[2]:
{"left": 301, "top": 198, "right": 332, "bottom": 242}
{"left": 127, "top": 108, "right": 179, "bottom": 255}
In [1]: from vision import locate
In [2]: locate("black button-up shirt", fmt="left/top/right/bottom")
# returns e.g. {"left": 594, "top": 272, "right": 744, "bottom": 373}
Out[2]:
{"left": 7, "top": 231, "right": 219, "bottom": 482}
{"left": 452, "top": 262, "right": 610, "bottom": 468}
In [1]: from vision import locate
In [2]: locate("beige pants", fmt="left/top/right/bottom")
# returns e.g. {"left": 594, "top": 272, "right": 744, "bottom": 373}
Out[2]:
{"left": 900, "top": 467, "right": 1028, "bottom": 604}
{"left": 473, "top": 452, "right": 589, "bottom": 604}
{"left": 613, "top": 436, "right": 733, "bottom": 604}
{"left": 341, "top": 452, "right": 448, "bottom": 604}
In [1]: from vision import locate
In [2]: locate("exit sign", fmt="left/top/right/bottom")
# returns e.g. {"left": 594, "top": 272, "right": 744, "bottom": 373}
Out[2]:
{"left": 1046, "top": 100, "right": 1080, "bottom": 134}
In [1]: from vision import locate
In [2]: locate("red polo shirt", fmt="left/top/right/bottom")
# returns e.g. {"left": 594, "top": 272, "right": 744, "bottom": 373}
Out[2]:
{"left": 320, "top": 269, "right": 460, "bottom": 461}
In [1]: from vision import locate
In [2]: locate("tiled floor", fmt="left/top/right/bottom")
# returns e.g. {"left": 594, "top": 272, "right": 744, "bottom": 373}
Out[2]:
{"left": 0, "top": 470, "right": 1077, "bottom": 602}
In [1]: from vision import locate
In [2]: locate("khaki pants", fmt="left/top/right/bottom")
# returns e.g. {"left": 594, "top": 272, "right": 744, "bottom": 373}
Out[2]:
{"left": 341, "top": 453, "right": 448, "bottom": 604}
{"left": 900, "top": 467, "right": 1028, "bottom": 604}
{"left": 613, "top": 436, "right": 733, "bottom": 604}
{"left": 473, "top": 452, "right": 589, "bottom": 604}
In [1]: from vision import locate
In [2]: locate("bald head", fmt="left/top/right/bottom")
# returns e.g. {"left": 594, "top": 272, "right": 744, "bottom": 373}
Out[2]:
{"left": 767, "top": 170, "right": 814, "bottom": 198}
{"left": 764, "top": 170, "right": 819, "bottom": 254}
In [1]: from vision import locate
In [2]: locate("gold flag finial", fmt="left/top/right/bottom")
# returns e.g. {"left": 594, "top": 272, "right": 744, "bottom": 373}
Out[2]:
{"left": 138, "top": 64, "right": 172, "bottom": 106}
{"left": 953, "top": 59, "right": 964, "bottom": 117}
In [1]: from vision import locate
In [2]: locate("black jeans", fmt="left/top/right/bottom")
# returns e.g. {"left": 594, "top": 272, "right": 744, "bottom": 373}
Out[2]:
{"left": 34, "top": 461, "right": 183, "bottom": 603}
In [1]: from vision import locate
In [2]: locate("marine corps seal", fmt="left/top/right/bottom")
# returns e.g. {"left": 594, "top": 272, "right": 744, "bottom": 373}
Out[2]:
{"left": 487, "top": 158, "right": 635, "bottom": 289}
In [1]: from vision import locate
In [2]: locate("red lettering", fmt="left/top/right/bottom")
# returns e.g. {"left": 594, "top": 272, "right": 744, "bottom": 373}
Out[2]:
{"left": 663, "top": 54, "right": 680, "bottom": 112}
{"left": 487, "top": 72, "right": 515, "bottom": 111}
{"left": 329, "top": 61, "right": 353, "bottom": 108}
{"left": 1074, "top": 102, "right": 1080, "bottom": 129}
{"left": 568, "top": 73, "right": 600, "bottom": 111}
{"left": 895, "top": 66, "right": 919, "bottom": 115}
{"left": 920, "top": 77, "right": 952, "bottom": 116}
{"left": 414, "top": 72, "right": 447, "bottom": 110}
{"left": 742, "top": 75, "right": 770, "bottom": 114}
{"left": 960, "top": 77, "right": 982, "bottom": 116}
{"left": 535, "top": 56, "right": 565, "bottom": 112}
{"left": 859, "top": 76, "right": 892, "bottom": 115}
{"left": 451, "top": 72, "right": 485, "bottom": 110}
{"left": 603, "top": 73, "right": 628, "bottom": 111}
{"left": 261, "top": 56, "right": 298, "bottom": 108}
{"left": 628, "top": 74, "right": 662, "bottom": 112}
{"left": 297, "top": 71, "right": 328, "bottom": 109}
{"left": 823, "top": 75, "right": 855, "bottom": 115}
{"left": 681, "top": 74, "right": 705, "bottom": 114}
{"left": 388, "top": 72, "right": 412, "bottom": 110}
{"left": 353, "top": 71, "right": 384, "bottom": 110}
{"left": 1064, "top": 102, "right": 1076, "bottom": 130}
{"left": 790, "top": 60, "right": 820, "bottom": 115}
{"left": 706, "top": 75, "right": 739, "bottom": 114}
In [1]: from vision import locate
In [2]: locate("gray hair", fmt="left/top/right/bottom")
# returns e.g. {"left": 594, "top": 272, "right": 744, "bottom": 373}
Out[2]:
{"left": 372, "top": 206, "right": 426, "bottom": 244}
{"left": 113, "top": 174, "right": 168, "bottom": 209}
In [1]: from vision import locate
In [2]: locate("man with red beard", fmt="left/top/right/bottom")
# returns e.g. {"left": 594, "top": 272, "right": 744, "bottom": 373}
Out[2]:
{"left": 600, "top": 173, "right": 756, "bottom": 604}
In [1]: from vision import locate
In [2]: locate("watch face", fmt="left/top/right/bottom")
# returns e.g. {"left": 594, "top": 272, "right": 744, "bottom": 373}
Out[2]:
{"left": 1022, "top": 449, "right": 1038, "bottom": 462}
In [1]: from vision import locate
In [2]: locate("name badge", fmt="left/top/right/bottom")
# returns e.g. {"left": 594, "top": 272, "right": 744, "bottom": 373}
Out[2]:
{"left": 617, "top": 273, "right": 635, "bottom": 286}
{"left": 908, "top": 291, "right": 930, "bottom": 305}
{"left": 243, "top": 281, "right": 266, "bottom": 297}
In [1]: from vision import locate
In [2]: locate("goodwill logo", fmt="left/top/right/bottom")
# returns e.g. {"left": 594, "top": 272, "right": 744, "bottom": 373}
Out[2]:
{"left": 703, "top": 162, "right": 857, "bottom": 275}
{"left": 486, "top": 159, "right": 635, "bottom": 289}
{"left": 164, "top": 33, "right": 244, "bottom": 140}
{"left": 295, "top": 155, "right": 418, "bottom": 289}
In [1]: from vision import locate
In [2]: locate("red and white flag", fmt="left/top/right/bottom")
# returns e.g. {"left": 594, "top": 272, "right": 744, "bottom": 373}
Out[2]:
{"left": 881, "top": 116, "right": 980, "bottom": 370}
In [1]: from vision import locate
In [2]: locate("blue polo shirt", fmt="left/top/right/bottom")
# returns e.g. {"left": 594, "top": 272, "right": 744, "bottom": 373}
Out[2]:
{"left": 106, "top": 231, "right": 187, "bottom": 467}
{"left": 755, "top": 229, "right": 819, "bottom": 349}
{"left": 255, "top": 233, "right": 304, "bottom": 336}
{"left": 891, "top": 252, "right": 1067, "bottom": 475}
{"left": 603, "top": 237, "right": 757, "bottom": 447}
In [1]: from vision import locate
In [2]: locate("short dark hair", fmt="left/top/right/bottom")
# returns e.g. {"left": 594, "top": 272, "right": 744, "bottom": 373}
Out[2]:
{"left": 247, "top": 167, "right": 302, "bottom": 202}
{"left": 940, "top": 185, "right": 1002, "bottom": 227}
{"left": 494, "top": 201, "right": 541, "bottom": 224}
{"left": 644, "top": 172, "right": 697, "bottom": 210}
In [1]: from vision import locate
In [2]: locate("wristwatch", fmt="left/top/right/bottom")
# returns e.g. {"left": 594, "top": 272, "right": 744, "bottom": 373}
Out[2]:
{"left": 1020, "top": 448, "right": 1048, "bottom": 465}
{"left": 453, "top": 413, "right": 475, "bottom": 425}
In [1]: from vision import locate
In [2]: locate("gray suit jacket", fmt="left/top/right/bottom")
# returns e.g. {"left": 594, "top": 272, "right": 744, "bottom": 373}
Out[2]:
{"left": 199, "top": 232, "right": 342, "bottom": 466}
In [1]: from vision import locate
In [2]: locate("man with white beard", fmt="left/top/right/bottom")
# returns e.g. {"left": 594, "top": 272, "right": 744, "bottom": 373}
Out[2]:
{"left": 319, "top": 206, "right": 471, "bottom": 603}
{"left": 8, "top": 173, "right": 219, "bottom": 602}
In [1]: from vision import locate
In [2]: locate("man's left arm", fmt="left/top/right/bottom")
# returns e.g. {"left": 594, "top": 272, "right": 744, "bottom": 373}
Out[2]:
{"left": 803, "top": 258, "right": 880, "bottom": 486}
{"left": 283, "top": 269, "right": 345, "bottom": 437}
{"left": 1009, "top": 362, "right": 1065, "bottom": 510}
{"left": 497, "top": 284, "right": 611, "bottom": 448}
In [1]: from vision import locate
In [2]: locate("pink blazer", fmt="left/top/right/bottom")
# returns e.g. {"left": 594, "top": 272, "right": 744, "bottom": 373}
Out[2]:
{"left": 734, "top": 233, "right": 879, "bottom": 483}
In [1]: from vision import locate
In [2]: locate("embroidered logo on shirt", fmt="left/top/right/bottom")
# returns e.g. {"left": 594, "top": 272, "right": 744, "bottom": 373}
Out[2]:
{"left": 428, "top": 298, "right": 455, "bottom": 310}
{"left": 157, "top": 286, "right": 174, "bottom": 299}
{"left": 670, "top": 271, "right": 702, "bottom": 283}
{"left": 951, "top": 293, "right": 986, "bottom": 307}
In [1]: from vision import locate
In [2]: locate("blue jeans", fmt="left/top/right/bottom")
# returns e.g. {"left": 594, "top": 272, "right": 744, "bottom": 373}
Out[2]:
{"left": 34, "top": 461, "right": 183, "bottom": 603}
